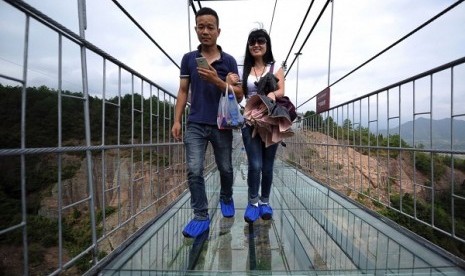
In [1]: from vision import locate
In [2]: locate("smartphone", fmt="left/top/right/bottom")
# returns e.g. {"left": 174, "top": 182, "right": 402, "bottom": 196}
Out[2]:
{"left": 196, "top": 57, "right": 210, "bottom": 69}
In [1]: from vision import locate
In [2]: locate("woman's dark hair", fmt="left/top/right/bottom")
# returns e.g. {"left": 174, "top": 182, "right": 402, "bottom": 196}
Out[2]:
{"left": 196, "top": 7, "right": 219, "bottom": 27}
{"left": 242, "top": 29, "right": 275, "bottom": 96}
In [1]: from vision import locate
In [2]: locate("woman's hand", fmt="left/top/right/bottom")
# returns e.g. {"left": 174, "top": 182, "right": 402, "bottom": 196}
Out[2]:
{"left": 226, "top": 73, "right": 241, "bottom": 86}
{"left": 267, "top": 91, "right": 277, "bottom": 101}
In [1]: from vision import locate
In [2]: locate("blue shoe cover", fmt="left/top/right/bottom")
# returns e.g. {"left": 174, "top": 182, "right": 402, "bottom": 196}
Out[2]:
{"left": 220, "top": 198, "right": 235, "bottom": 218}
{"left": 259, "top": 204, "right": 273, "bottom": 220}
{"left": 244, "top": 203, "right": 260, "bottom": 223}
{"left": 182, "top": 218, "right": 210, "bottom": 238}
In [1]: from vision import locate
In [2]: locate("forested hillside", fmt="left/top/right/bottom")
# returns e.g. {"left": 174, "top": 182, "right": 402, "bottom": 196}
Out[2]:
{"left": 0, "top": 84, "right": 176, "bottom": 274}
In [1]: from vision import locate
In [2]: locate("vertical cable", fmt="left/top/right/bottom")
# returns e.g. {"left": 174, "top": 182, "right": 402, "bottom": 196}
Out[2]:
{"left": 450, "top": 67, "right": 455, "bottom": 238}
{"left": 77, "top": 0, "right": 98, "bottom": 265}
{"left": 20, "top": 14, "right": 30, "bottom": 276}
{"left": 57, "top": 33, "right": 64, "bottom": 270}
{"left": 327, "top": 0, "right": 334, "bottom": 87}
{"left": 188, "top": 0, "right": 192, "bottom": 52}
{"left": 295, "top": 53, "right": 302, "bottom": 111}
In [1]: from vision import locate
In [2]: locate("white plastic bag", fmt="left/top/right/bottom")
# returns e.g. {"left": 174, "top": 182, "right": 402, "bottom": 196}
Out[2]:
{"left": 217, "top": 85, "right": 244, "bottom": 129}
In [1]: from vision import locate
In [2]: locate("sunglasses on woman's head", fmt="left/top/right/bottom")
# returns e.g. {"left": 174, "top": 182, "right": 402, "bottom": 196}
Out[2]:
{"left": 248, "top": 37, "right": 267, "bottom": 46}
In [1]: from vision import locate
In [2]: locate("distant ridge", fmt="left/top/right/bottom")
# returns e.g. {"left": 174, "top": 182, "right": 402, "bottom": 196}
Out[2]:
{"left": 379, "top": 118, "right": 465, "bottom": 150}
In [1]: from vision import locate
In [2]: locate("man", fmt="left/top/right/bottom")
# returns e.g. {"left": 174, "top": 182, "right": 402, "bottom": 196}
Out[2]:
{"left": 172, "top": 7, "right": 243, "bottom": 238}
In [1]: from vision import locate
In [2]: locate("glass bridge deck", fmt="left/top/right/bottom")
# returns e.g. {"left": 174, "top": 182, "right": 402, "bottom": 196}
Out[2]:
{"left": 101, "top": 147, "right": 464, "bottom": 275}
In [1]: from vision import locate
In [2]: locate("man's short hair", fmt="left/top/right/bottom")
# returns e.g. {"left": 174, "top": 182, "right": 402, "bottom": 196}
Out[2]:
{"left": 196, "top": 7, "right": 219, "bottom": 27}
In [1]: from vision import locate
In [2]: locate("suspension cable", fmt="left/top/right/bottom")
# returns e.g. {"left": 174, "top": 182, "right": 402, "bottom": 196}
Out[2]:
{"left": 285, "top": 0, "right": 331, "bottom": 78}
{"left": 268, "top": 0, "right": 278, "bottom": 35}
{"left": 327, "top": 0, "right": 465, "bottom": 89}
{"left": 282, "top": 0, "right": 316, "bottom": 70}
{"left": 111, "top": 0, "right": 180, "bottom": 69}
{"left": 297, "top": 0, "right": 465, "bottom": 110}
{"left": 191, "top": 0, "right": 202, "bottom": 13}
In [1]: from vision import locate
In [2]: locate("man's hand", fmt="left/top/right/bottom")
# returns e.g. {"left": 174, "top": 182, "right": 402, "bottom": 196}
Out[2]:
{"left": 172, "top": 122, "right": 182, "bottom": 141}
{"left": 198, "top": 64, "right": 218, "bottom": 83}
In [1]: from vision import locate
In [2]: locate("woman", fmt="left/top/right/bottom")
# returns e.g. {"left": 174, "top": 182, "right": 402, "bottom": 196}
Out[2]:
{"left": 237, "top": 28, "right": 285, "bottom": 223}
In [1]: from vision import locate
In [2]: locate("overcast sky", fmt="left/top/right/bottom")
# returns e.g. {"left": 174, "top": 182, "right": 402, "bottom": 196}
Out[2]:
{"left": 1, "top": 0, "right": 464, "bottom": 115}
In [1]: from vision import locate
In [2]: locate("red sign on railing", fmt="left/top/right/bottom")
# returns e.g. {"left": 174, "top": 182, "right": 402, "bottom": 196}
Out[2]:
{"left": 316, "top": 87, "right": 330, "bottom": 113}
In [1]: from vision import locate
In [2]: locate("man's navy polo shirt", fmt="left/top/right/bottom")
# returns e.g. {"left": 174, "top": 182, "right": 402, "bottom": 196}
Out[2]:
{"left": 180, "top": 45, "right": 239, "bottom": 126}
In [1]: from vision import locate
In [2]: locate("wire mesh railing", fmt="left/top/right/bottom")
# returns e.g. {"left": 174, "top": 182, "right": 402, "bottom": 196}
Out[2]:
{"left": 1, "top": 0, "right": 465, "bottom": 275}
{"left": 0, "top": 1, "right": 215, "bottom": 275}
{"left": 280, "top": 56, "right": 465, "bottom": 264}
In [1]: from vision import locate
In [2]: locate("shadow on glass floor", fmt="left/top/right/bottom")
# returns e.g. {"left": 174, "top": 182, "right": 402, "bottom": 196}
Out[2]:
{"left": 101, "top": 150, "right": 465, "bottom": 275}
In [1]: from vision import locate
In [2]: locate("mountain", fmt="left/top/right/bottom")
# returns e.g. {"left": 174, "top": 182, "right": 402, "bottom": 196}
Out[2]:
{"left": 379, "top": 117, "right": 465, "bottom": 150}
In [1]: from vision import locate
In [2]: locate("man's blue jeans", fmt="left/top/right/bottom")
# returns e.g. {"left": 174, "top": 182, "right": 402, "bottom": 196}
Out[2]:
{"left": 241, "top": 125, "right": 278, "bottom": 204}
{"left": 184, "top": 122, "right": 233, "bottom": 219}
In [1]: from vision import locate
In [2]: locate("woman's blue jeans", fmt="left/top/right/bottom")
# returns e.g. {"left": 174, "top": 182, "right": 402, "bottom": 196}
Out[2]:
{"left": 184, "top": 122, "right": 233, "bottom": 219}
{"left": 241, "top": 125, "right": 278, "bottom": 204}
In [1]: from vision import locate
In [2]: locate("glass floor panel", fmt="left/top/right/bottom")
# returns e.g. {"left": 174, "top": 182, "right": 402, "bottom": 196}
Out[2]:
{"left": 101, "top": 147, "right": 465, "bottom": 275}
